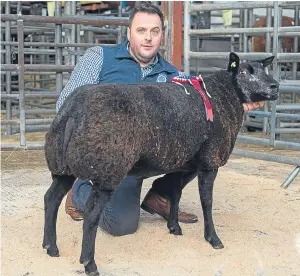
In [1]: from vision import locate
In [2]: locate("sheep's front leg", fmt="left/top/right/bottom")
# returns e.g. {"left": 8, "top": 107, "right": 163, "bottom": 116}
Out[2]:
{"left": 80, "top": 185, "right": 111, "bottom": 276}
{"left": 43, "top": 174, "right": 75, "bottom": 256}
{"left": 167, "top": 172, "right": 183, "bottom": 236}
{"left": 198, "top": 169, "right": 224, "bottom": 249}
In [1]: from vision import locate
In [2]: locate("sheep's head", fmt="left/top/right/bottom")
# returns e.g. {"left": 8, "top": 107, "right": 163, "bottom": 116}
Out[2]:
{"left": 227, "top": 52, "right": 279, "bottom": 103}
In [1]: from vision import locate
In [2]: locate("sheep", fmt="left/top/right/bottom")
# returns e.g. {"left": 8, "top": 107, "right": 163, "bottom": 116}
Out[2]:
{"left": 43, "top": 53, "right": 279, "bottom": 276}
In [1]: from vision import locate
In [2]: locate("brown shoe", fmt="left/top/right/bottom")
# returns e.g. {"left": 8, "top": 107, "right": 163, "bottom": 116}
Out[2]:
{"left": 141, "top": 190, "right": 198, "bottom": 224}
{"left": 65, "top": 186, "right": 84, "bottom": 221}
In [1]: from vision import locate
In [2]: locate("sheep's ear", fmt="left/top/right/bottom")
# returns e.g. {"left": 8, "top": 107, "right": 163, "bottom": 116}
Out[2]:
{"left": 227, "top": 52, "right": 240, "bottom": 73}
{"left": 261, "top": 56, "right": 275, "bottom": 67}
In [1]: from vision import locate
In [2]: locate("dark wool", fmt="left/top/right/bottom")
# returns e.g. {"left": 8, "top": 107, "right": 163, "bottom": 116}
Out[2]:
{"left": 45, "top": 60, "right": 278, "bottom": 191}
{"left": 43, "top": 54, "right": 280, "bottom": 275}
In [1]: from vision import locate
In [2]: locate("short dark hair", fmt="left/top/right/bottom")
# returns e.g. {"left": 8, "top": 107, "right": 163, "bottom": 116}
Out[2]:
{"left": 129, "top": 1, "right": 165, "bottom": 31}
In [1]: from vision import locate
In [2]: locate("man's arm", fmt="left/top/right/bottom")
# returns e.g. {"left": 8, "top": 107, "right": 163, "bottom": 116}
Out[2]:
{"left": 243, "top": 101, "right": 264, "bottom": 112}
{"left": 56, "top": 46, "right": 104, "bottom": 112}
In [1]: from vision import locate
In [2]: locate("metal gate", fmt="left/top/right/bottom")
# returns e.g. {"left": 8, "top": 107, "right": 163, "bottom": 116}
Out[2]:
{"left": 183, "top": 1, "right": 300, "bottom": 187}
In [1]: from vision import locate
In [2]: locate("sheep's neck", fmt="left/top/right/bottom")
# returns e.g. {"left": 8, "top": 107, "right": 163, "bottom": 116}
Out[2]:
{"left": 207, "top": 70, "right": 245, "bottom": 104}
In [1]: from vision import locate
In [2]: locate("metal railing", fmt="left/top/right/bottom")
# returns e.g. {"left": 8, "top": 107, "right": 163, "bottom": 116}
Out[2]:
{"left": 1, "top": 1, "right": 173, "bottom": 145}
{"left": 1, "top": 2, "right": 128, "bottom": 141}
{"left": 184, "top": 1, "right": 300, "bottom": 187}
{"left": 1, "top": 1, "right": 299, "bottom": 186}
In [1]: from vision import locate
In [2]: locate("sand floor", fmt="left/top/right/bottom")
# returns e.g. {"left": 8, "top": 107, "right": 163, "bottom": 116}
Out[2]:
{"left": 1, "top": 150, "right": 300, "bottom": 276}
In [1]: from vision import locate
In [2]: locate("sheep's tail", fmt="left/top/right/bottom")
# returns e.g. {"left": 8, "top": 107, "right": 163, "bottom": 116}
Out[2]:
{"left": 45, "top": 114, "right": 74, "bottom": 175}
{"left": 60, "top": 117, "right": 74, "bottom": 174}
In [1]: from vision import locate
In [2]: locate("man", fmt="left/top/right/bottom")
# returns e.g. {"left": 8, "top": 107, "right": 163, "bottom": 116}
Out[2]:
{"left": 58, "top": 2, "right": 263, "bottom": 237}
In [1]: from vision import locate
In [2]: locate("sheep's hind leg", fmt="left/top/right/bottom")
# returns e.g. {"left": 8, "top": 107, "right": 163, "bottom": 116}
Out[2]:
{"left": 198, "top": 169, "right": 224, "bottom": 249}
{"left": 167, "top": 172, "right": 183, "bottom": 236}
{"left": 80, "top": 184, "right": 112, "bottom": 276}
{"left": 43, "top": 174, "right": 75, "bottom": 256}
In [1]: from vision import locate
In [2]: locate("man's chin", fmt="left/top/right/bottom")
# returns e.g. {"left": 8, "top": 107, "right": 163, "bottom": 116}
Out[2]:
{"left": 140, "top": 54, "right": 155, "bottom": 63}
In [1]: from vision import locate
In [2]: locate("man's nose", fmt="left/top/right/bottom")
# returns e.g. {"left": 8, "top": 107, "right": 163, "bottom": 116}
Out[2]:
{"left": 145, "top": 31, "right": 152, "bottom": 41}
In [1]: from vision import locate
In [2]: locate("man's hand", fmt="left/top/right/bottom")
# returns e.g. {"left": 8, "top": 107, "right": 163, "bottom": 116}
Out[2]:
{"left": 243, "top": 101, "right": 264, "bottom": 112}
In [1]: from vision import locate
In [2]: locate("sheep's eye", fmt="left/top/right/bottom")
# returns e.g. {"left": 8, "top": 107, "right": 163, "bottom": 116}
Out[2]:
{"left": 240, "top": 70, "right": 247, "bottom": 75}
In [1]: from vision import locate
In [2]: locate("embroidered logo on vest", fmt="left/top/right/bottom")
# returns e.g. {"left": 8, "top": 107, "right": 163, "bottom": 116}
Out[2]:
{"left": 156, "top": 73, "right": 167, "bottom": 82}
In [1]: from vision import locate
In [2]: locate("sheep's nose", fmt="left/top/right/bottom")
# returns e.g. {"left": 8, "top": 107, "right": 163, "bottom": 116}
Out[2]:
{"left": 270, "top": 83, "right": 279, "bottom": 89}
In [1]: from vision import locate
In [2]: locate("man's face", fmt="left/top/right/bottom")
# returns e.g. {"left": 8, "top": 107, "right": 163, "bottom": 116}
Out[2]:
{"left": 127, "top": 12, "right": 163, "bottom": 67}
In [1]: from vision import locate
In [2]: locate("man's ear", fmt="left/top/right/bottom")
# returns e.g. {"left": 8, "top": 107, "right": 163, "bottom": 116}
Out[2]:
{"left": 261, "top": 56, "right": 275, "bottom": 67}
{"left": 227, "top": 52, "right": 240, "bottom": 74}
{"left": 127, "top": 27, "right": 130, "bottom": 41}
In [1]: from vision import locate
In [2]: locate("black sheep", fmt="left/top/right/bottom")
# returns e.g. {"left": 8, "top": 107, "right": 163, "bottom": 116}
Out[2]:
{"left": 43, "top": 53, "right": 279, "bottom": 276}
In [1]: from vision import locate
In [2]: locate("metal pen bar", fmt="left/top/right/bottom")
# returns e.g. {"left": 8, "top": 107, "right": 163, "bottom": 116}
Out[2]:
{"left": 190, "top": 2, "right": 297, "bottom": 12}
{"left": 1, "top": 94, "right": 59, "bottom": 99}
{"left": 270, "top": 2, "right": 280, "bottom": 146}
{"left": 292, "top": 6, "right": 299, "bottom": 104}
{"left": 279, "top": 85, "right": 300, "bottom": 93}
{"left": 81, "top": 26, "right": 119, "bottom": 34}
{"left": 276, "top": 104, "right": 300, "bottom": 111}
{"left": 232, "top": 149, "right": 300, "bottom": 166}
{"left": 243, "top": 9, "right": 248, "bottom": 54}
{"left": 188, "top": 51, "right": 300, "bottom": 60}
{"left": 4, "top": 125, "right": 51, "bottom": 134}
{"left": 281, "top": 166, "right": 300, "bottom": 189}
{"left": 247, "top": 111, "right": 300, "bottom": 120}
{"left": 1, "top": 64, "right": 75, "bottom": 72}
{"left": 64, "top": 1, "right": 71, "bottom": 66}
{"left": 1, "top": 142, "right": 45, "bottom": 150}
{"left": 0, "top": 42, "right": 104, "bottom": 48}
{"left": 1, "top": 119, "right": 53, "bottom": 125}
{"left": 264, "top": 9, "right": 272, "bottom": 134}
{"left": 237, "top": 136, "right": 300, "bottom": 151}
{"left": 76, "top": 3, "right": 82, "bottom": 64}
{"left": 1, "top": 14, "right": 130, "bottom": 27}
{"left": 274, "top": 128, "right": 300, "bottom": 134}
{"left": 280, "top": 123, "right": 300, "bottom": 128}
{"left": 14, "top": 109, "right": 56, "bottom": 115}
{"left": 17, "top": 19, "right": 26, "bottom": 146}
{"left": 71, "top": 1, "right": 77, "bottom": 66}
{"left": 189, "top": 26, "right": 300, "bottom": 35}
{"left": 5, "top": 1, "right": 12, "bottom": 135}
{"left": 0, "top": 48, "right": 85, "bottom": 56}
{"left": 117, "top": 2, "right": 123, "bottom": 44}
{"left": 184, "top": 1, "right": 190, "bottom": 75}
{"left": 279, "top": 80, "right": 300, "bottom": 86}
{"left": 239, "top": 9, "right": 243, "bottom": 51}
{"left": 55, "top": 2, "right": 63, "bottom": 97}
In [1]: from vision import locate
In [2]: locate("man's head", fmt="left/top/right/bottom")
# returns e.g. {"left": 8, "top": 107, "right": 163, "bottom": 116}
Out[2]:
{"left": 127, "top": 2, "right": 164, "bottom": 67}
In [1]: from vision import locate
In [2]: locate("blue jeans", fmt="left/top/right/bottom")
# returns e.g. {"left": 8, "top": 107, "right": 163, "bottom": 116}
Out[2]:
{"left": 72, "top": 171, "right": 197, "bottom": 236}
{"left": 72, "top": 176, "right": 143, "bottom": 236}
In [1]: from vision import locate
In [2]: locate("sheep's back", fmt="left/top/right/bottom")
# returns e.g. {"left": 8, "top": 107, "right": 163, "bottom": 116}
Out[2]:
{"left": 45, "top": 83, "right": 212, "bottom": 178}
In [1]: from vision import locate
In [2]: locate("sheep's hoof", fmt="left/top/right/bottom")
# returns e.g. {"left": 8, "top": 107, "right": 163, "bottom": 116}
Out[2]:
{"left": 168, "top": 225, "right": 183, "bottom": 236}
{"left": 205, "top": 236, "right": 224, "bottom": 249}
{"left": 212, "top": 243, "right": 224, "bottom": 249}
{"left": 84, "top": 260, "right": 99, "bottom": 276}
{"left": 44, "top": 244, "right": 60, "bottom": 257}
{"left": 86, "top": 271, "right": 99, "bottom": 276}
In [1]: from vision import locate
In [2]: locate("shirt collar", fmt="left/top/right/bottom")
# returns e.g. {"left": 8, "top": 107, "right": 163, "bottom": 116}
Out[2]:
{"left": 116, "top": 40, "right": 158, "bottom": 67}
{"left": 116, "top": 40, "right": 177, "bottom": 74}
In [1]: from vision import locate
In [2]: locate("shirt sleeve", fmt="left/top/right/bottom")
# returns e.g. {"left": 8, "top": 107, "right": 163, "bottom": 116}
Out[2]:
{"left": 56, "top": 46, "right": 104, "bottom": 112}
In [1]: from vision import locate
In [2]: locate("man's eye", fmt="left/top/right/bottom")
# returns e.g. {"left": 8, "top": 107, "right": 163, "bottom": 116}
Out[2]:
{"left": 137, "top": 29, "right": 145, "bottom": 34}
{"left": 152, "top": 29, "right": 160, "bottom": 35}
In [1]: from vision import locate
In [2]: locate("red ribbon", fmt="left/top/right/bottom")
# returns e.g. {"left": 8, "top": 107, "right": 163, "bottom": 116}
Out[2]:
{"left": 171, "top": 76, "right": 213, "bottom": 122}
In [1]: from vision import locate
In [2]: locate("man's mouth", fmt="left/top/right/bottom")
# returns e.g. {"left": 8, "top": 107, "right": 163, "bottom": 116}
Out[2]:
{"left": 142, "top": 45, "right": 153, "bottom": 50}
